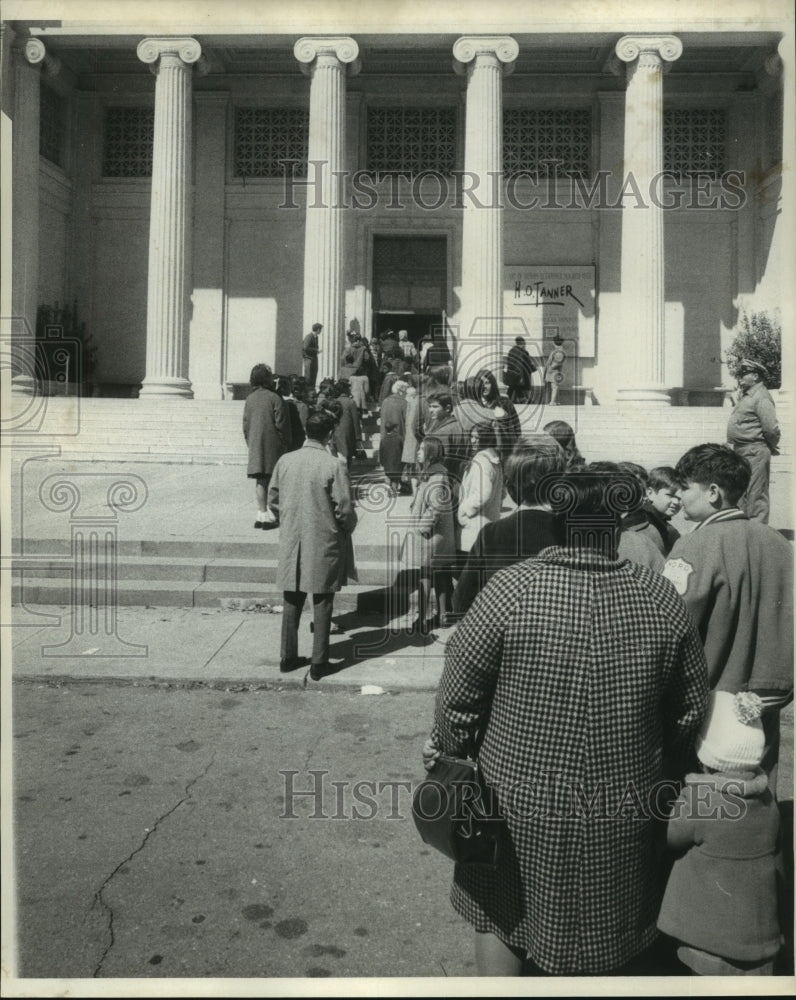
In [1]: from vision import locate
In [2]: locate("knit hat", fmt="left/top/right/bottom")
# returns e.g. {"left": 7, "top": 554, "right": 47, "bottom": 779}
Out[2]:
{"left": 696, "top": 691, "right": 765, "bottom": 771}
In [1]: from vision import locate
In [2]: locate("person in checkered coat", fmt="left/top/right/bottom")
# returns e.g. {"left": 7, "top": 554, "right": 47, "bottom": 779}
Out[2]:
{"left": 426, "top": 466, "right": 709, "bottom": 976}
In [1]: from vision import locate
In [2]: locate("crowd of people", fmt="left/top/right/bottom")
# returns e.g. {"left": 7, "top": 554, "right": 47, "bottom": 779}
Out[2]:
{"left": 244, "top": 326, "right": 792, "bottom": 978}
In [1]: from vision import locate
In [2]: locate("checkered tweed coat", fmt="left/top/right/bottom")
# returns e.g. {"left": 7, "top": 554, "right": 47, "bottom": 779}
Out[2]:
{"left": 432, "top": 545, "right": 708, "bottom": 975}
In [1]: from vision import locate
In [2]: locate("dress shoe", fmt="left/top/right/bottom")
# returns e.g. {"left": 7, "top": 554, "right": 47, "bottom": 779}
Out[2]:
{"left": 279, "top": 656, "right": 310, "bottom": 673}
{"left": 308, "top": 659, "right": 344, "bottom": 681}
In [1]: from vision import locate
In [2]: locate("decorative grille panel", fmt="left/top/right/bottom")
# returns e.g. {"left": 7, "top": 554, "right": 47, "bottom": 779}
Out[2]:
{"left": 102, "top": 107, "right": 154, "bottom": 177}
{"left": 40, "top": 85, "right": 67, "bottom": 168}
{"left": 373, "top": 236, "right": 447, "bottom": 273}
{"left": 503, "top": 109, "right": 591, "bottom": 178}
{"left": 233, "top": 108, "right": 309, "bottom": 178}
{"left": 366, "top": 108, "right": 457, "bottom": 176}
{"left": 663, "top": 109, "right": 727, "bottom": 178}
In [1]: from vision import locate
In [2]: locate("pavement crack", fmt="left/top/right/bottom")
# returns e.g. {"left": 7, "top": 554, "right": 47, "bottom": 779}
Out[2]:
{"left": 201, "top": 618, "right": 246, "bottom": 670}
{"left": 90, "top": 753, "right": 216, "bottom": 978}
{"left": 303, "top": 730, "right": 325, "bottom": 773}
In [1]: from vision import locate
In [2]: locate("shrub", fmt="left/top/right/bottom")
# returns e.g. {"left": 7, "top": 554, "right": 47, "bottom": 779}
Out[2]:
{"left": 725, "top": 310, "right": 781, "bottom": 388}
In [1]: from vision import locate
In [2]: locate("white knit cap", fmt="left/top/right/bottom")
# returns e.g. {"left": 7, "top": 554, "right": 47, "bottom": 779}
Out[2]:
{"left": 696, "top": 691, "right": 765, "bottom": 771}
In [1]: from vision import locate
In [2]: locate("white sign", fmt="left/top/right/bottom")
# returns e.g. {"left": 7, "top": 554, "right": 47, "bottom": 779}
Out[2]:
{"left": 503, "top": 265, "right": 596, "bottom": 356}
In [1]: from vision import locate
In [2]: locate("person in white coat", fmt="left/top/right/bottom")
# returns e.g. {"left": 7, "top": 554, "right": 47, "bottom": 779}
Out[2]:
{"left": 457, "top": 423, "right": 503, "bottom": 552}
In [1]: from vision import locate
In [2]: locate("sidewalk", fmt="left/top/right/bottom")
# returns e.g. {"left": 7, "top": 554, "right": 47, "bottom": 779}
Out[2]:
{"left": 10, "top": 602, "right": 450, "bottom": 691}
{"left": 9, "top": 455, "right": 451, "bottom": 688}
{"left": 8, "top": 453, "right": 793, "bottom": 691}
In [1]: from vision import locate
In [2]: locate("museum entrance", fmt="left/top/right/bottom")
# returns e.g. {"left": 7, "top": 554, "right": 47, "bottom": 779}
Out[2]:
{"left": 371, "top": 235, "right": 447, "bottom": 348}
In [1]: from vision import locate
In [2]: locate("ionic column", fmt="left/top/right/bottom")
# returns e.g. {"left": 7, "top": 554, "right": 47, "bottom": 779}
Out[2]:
{"left": 615, "top": 35, "right": 682, "bottom": 403}
{"left": 756, "top": 39, "right": 794, "bottom": 401}
{"left": 453, "top": 36, "right": 518, "bottom": 382}
{"left": 294, "top": 37, "right": 360, "bottom": 382}
{"left": 136, "top": 37, "right": 201, "bottom": 397}
{"left": 190, "top": 92, "right": 228, "bottom": 399}
{"left": 777, "top": 35, "right": 794, "bottom": 402}
{"left": 10, "top": 37, "right": 48, "bottom": 394}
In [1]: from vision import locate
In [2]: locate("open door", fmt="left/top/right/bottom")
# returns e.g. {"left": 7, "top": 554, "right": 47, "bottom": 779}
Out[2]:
{"left": 372, "top": 235, "right": 447, "bottom": 349}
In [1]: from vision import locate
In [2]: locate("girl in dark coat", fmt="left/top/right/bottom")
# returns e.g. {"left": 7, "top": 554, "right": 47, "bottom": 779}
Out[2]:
{"left": 275, "top": 375, "right": 305, "bottom": 452}
{"left": 658, "top": 691, "right": 782, "bottom": 975}
{"left": 409, "top": 435, "right": 455, "bottom": 632}
{"left": 243, "top": 363, "right": 289, "bottom": 529}
{"left": 379, "top": 380, "right": 408, "bottom": 492}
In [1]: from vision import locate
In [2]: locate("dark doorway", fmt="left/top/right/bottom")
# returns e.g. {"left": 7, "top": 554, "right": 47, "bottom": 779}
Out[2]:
{"left": 372, "top": 235, "right": 447, "bottom": 348}
{"left": 374, "top": 312, "right": 443, "bottom": 346}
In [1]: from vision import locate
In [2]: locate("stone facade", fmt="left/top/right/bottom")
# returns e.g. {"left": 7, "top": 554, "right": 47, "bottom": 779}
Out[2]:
{"left": 3, "top": 11, "right": 792, "bottom": 403}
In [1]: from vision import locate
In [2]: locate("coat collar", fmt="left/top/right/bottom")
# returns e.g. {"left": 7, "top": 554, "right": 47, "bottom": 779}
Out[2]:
{"left": 741, "top": 380, "right": 770, "bottom": 400}
{"left": 695, "top": 506, "right": 747, "bottom": 530}
{"left": 302, "top": 439, "right": 328, "bottom": 452}
{"left": 535, "top": 545, "right": 623, "bottom": 572}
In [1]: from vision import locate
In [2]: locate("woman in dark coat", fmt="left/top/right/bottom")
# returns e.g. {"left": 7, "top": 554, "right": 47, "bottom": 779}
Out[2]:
{"left": 243, "top": 363, "right": 289, "bottom": 528}
{"left": 275, "top": 375, "right": 305, "bottom": 452}
{"left": 379, "top": 379, "right": 408, "bottom": 493}
{"left": 378, "top": 363, "right": 401, "bottom": 408}
{"left": 331, "top": 380, "right": 362, "bottom": 469}
{"left": 424, "top": 465, "right": 709, "bottom": 976}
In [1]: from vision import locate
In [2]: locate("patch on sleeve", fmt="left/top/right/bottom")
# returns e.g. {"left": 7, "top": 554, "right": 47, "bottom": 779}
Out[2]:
{"left": 662, "top": 557, "right": 694, "bottom": 596}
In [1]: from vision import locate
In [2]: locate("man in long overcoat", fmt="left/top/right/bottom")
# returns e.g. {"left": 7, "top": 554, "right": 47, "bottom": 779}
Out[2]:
{"left": 504, "top": 336, "right": 537, "bottom": 404}
{"left": 268, "top": 411, "right": 358, "bottom": 679}
{"left": 243, "top": 363, "right": 289, "bottom": 528}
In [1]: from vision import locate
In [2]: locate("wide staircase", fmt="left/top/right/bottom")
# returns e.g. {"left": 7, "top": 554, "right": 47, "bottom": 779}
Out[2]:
{"left": 9, "top": 396, "right": 791, "bottom": 608}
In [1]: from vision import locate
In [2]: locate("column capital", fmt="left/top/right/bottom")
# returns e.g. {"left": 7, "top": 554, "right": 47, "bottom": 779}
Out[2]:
{"left": 20, "top": 37, "right": 61, "bottom": 75}
{"left": 753, "top": 49, "right": 783, "bottom": 95}
{"left": 615, "top": 35, "right": 682, "bottom": 68}
{"left": 764, "top": 49, "right": 783, "bottom": 77}
{"left": 23, "top": 37, "right": 46, "bottom": 65}
{"left": 294, "top": 36, "right": 360, "bottom": 77}
{"left": 453, "top": 35, "right": 519, "bottom": 76}
{"left": 136, "top": 37, "right": 202, "bottom": 68}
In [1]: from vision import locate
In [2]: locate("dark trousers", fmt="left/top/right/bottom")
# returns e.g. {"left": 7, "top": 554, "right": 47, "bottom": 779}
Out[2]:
{"left": 281, "top": 591, "right": 334, "bottom": 665}
{"left": 302, "top": 358, "right": 318, "bottom": 389}
{"left": 735, "top": 442, "right": 772, "bottom": 523}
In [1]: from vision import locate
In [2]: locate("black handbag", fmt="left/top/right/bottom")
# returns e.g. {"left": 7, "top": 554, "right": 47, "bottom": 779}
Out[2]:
{"left": 411, "top": 754, "right": 505, "bottom": 866}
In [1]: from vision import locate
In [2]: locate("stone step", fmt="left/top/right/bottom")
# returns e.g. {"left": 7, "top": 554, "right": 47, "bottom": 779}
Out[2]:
{"left": 11, "top": 537, "right": 396, "bottom": 561}
{"left": 11, "top": 557, "right": 396, "bottom": 586}
{"left": 11, "top": 578, "right": 389, "bottom": 612}
{"left": 22, "top": 398, "right": 737, "bottom": 439}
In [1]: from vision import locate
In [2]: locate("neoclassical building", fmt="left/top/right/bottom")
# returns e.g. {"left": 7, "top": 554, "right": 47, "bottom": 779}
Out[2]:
{"left": 2, "top": 5, "right": 793, "bottom": 404}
